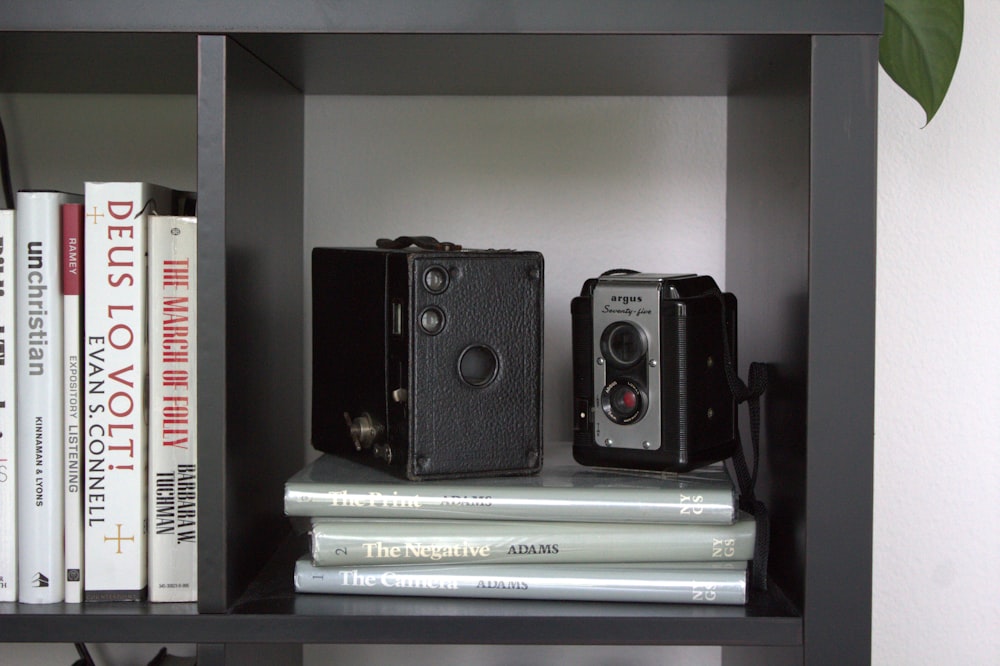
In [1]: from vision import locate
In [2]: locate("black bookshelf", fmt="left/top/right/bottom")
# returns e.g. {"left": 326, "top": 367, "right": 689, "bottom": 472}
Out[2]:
{"left": 0, "top": 3, "right": 877, "bottom": 664}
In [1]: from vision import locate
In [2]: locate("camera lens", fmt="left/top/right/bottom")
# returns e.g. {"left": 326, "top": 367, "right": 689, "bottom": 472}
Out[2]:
{"left": 601, "top": 379, "right": 646, "bottom": 424}
{"left": 610, "top": 383, "right": 641, "bottom": 419}
{"left": 422, "top": 266, "right": 449, "bottom": 294}
{"left": 418, "top": 307, "right": 445, "bottom": 335}
{"left": 458, "top": 345, "right": 499, "bottom": 387}
{"left": 601, "top": 322, "right": 647, "bottom": 367}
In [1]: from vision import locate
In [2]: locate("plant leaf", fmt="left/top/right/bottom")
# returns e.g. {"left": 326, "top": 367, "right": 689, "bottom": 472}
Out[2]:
{"left": 880, "top": 0, "right": 964, "bottom": 124}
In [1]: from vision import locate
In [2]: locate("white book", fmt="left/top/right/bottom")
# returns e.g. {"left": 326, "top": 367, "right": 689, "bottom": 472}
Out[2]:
{"left": 16, "top": 190, "right": 82, "bottom": 603}
{"left": 83, "top": 182, "right": 176, "bottom": 601}
{"left": 295, "top": 559, "right": 749, "bottom": 605}
{"left": 285, "top": 447, "right": 737, "bottom": 524}
{"left": 310, "top": 513, "right": 757, "bottom": 567}
{"left": 61, "top": 203, "right": 84, "bottom": 603}
{"left": 147, "top": 215, "right": 197, "bottom": 602}
{"left": 0, "top": 209, "right": 16, "bottom": 602}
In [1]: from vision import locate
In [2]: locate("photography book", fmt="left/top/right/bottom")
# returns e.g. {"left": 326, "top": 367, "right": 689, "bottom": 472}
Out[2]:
{"left": 309, "top": 512, "right": 756, "bottom": 567}
{"left": 294, "top": 558, "right": 749, "bottom": 605}
{"left": 286, "top": 446, "right": 737, "bottom": 525}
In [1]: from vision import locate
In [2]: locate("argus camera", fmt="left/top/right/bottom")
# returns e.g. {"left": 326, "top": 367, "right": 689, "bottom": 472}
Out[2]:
{"left": 571, "top": 272, "right": 738, "bottom": 473}
{"left": 311, "top": 238, "right": 544, "bottom": 480}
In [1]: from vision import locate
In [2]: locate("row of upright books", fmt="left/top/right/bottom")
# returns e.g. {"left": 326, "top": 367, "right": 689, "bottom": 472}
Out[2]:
{"left": 0, "top": 182, "right": 197, "bottom": 604}
{"left": 284, "top": 447, "right": 755, "bottom": 605}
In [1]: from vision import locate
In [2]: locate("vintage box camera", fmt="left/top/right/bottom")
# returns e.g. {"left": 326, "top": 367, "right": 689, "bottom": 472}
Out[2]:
{"left": 311, "top": 243, "right": 544, "bottom": 480}
{"left": 571, "top": 272, "right": 738, "bottom": 473}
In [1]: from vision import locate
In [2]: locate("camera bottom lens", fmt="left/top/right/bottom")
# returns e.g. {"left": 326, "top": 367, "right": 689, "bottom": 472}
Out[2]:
{"left": 601, "top": 379, "right": 646, "bottom": 424}
{"left": 611, "top": 384, "right": 640, "bottom": 416}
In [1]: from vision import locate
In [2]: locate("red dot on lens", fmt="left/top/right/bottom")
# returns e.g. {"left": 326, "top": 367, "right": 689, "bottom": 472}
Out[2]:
{"left": 622, "top": 389, "right": 637, "bottom": 410}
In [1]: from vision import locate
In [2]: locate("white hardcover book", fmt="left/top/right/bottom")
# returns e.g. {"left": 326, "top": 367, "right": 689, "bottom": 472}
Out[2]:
{"left": 147, "top": 215, "right": 197, "bottom": 602}
{"left": 295, "top": 559, "right": 749, "bottom": 605}
{"left": 83, "top": 182, "right": 176, "bottom": 601}
{"left": 310, "top": 513, "right": 757, "bottom": 567}
{"left": 0, "top": 209, "right": 16, "bottom": 602}
{"left": 16, "top": 191, "right": 82, "bottom": 603}
{"left": 61, "top": 203, "right": 84, "bottom": 603}
{"left": 285, "top": 446, "right": 737, "bottom": 525}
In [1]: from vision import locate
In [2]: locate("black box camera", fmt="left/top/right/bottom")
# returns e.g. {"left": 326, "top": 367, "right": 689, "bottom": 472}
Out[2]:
{"left": 311, "top": 241, "right": 544, "bottom": 480}
{"left": 571, "top": 272, "right": 738, "bottom": 472}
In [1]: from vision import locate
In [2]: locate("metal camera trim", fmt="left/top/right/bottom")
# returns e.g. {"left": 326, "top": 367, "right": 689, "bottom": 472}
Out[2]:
{"left": 590, "top": 279, "right": 664, "bottom": 450}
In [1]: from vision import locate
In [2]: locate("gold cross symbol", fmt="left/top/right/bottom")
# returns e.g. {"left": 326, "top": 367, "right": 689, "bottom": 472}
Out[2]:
{"left": 86, "top": 206, "right": 105, "bottom": 225}
{"left": 104, "top": 523, "right": 135, "bottom": 554}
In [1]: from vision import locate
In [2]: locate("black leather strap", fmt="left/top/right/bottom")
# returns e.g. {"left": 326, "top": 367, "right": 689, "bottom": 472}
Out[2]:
{"left": 699, "top": 284, "right": 770, "bottom": 591}
{"left": 726, "top": 361, "right": 770, "bottom": 592}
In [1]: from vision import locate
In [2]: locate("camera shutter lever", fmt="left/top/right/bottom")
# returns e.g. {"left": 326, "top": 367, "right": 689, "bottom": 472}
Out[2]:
{"left": 343, "top": 412, "right": 384, "bottom": 451}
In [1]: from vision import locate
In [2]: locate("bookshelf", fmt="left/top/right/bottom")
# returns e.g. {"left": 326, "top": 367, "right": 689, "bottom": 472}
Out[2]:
{"left": 0, "top": 2, "right": 877, "bottom": 665}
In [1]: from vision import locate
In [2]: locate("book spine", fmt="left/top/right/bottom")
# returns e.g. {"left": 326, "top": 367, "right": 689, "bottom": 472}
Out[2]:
{"left": 15, "top": 191, "right": 81, "bottom": 603}
{"left": 0, "top": 210, "right": 15, "bottom": 602}
{"left": 147, "top": 216, "right": 198, "bottom": 603}
{"left": 83, "top": 182, "right": 173, "bottom": 601}
{"left": 310, "top": 514, "right": 756, "bottom": 567}
{"left": 62, "top": 203, "right": 84, "bottom": 603}
{"left": 285, "top": 481, "right": 736, "bottom": 524}
{"left": 294, "top": 559, "right": 748, "bottom": 605}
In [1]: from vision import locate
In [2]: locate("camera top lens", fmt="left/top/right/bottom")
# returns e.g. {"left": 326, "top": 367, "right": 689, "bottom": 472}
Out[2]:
{"left": 601, "top": 321, "right": 647, "bottom": 367}
{"left": 422, "top": 266, "right": 449, "bottom": 294}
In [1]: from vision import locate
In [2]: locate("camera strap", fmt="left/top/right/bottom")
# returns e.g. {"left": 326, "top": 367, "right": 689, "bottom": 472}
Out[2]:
{"left": 711, "top": 288, "right": 771, "bottom": 592}
{"left": 725, "top": 361, "right": 770, "bottom": 592}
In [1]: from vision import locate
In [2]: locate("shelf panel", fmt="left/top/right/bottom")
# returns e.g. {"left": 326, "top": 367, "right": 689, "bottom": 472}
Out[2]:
{"left": 216, "top": 535, "right": 802, "bottom": 646}
{"left": 0, "top": 595, "right": 800, "bottom": 647}
{"left": 1, "top": 1, "right": 881, "bottom": 36}
{"left": 0, "top": 601, "right": 201, "bottom": 643}
{"left": 235, "top": 33, "right": 809, "bottom": 96}
{"left": 231, "top": 590, "right": 802, "bottom": 647}
{"left": 0, "top": 33, "right": 197, "bottom": 93}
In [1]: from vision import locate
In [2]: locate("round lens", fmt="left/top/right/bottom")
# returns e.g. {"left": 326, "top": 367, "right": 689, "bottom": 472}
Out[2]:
{"left": 418, "top": 307, "right": 445, "bottom": 335}
{"left": 610, "top": 383, "right": 641, "bottom": 419}
{"left": 600, "top": 379, "right": 647, "bottom": 425}
{"left": 422, "top": 266, "right": 449, "bottom": 294}
{"left": 458, "top": 345, "right": 499, "bottom": 387}
{"left": 601, "top": 322, "right": 647, "bottom": 367}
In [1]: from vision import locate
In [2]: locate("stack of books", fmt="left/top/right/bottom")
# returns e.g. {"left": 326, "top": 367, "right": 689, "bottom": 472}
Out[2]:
{"left": 1, "top": 183, "right": 197, "bottom": 605}
{"left": 284, "top": 446, "right": 755, "bottom": 605}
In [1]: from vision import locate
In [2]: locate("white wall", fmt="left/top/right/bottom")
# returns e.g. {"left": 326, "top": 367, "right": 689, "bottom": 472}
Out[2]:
{"left": 873, "top": 1, "right": 1000, "bottom": 663}
{"left": 303, "top": 95, "right": 728, "bottom": 443}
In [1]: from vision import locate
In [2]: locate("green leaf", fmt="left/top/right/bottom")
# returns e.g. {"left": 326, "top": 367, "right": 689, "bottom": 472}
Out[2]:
{"left": 880, "top": 0, "right": 964, "bottom": 124}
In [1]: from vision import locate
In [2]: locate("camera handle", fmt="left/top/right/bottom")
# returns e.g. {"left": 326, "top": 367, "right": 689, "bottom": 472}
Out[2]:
{"left": 723, "top": 359, "right": 770, "bottom": 592}
{"left": 376, "top": 235, "right": 463, "bottom": 251}
{"left": 709, "top": 288, "right": 771, "bottom": 592}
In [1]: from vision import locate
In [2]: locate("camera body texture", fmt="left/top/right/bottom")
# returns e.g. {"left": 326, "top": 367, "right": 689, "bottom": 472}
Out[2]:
{"left": 311, "top": 246, "right": 544, "bottom": 480}
{"left": 571, "top": 273, "right": 738, "bottom": 472}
